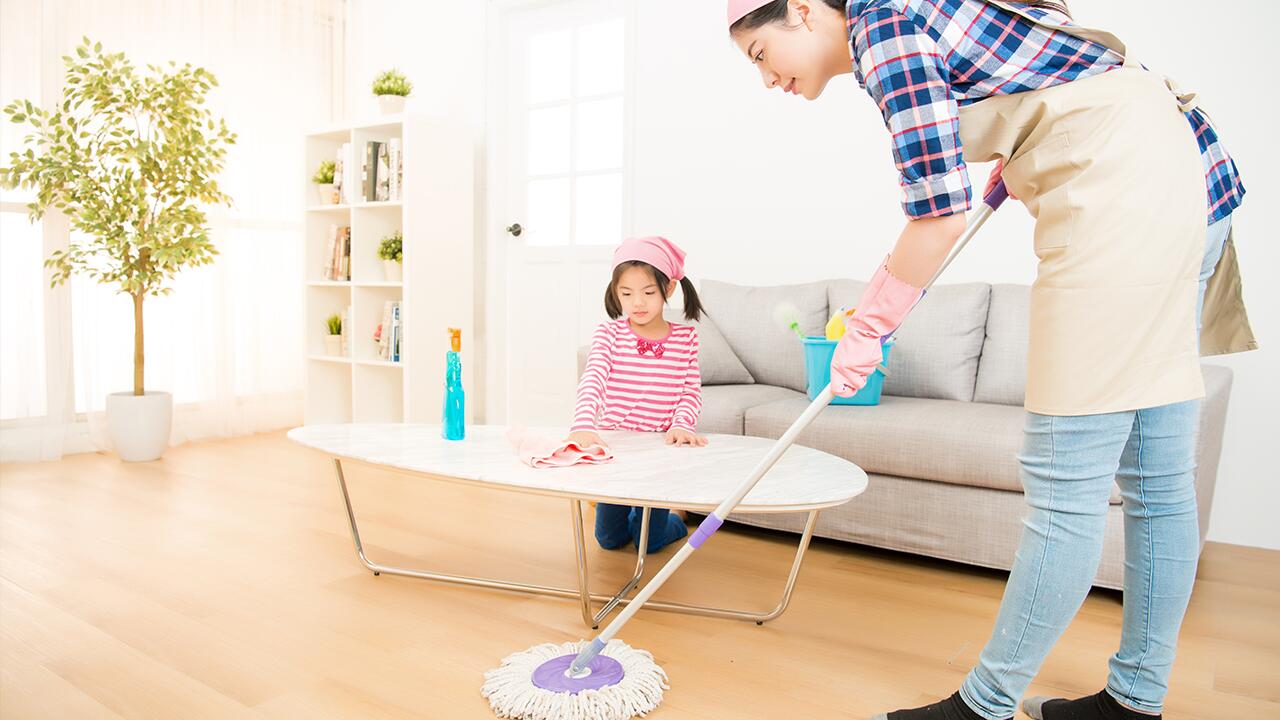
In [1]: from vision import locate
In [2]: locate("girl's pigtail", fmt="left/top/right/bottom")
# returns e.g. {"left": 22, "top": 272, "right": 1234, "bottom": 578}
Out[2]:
{"left": 679, "top": 277, "right": 703, "bottom": 322}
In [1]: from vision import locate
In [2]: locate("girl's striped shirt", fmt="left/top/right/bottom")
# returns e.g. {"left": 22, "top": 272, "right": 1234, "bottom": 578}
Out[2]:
{"left": 571, "top": 319, "right": 702, "bottom": 433}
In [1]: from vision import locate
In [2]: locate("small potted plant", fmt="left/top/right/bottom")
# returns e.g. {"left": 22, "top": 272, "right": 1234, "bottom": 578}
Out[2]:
{"left": 312, "top": 159, "right": 337, "bottom": 205}
{"left": 325, "top": 314, "right": 343, "bottom": 356}
{"left": 378, "top": 230, "right": 403, "bottom": 281}
{"left": 372, "top": 69, "right": 412, "bottom": 114}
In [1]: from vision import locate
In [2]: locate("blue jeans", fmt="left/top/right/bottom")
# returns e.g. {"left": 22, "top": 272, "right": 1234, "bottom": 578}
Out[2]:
{"left": 595, "top": 504, "right": 687, "bottom": 553}
{"left": 957, "top": 217, "right": 1230, "bottom": 719}
{"left": 959, "top": 401, "right": 1202, "bottom": 718}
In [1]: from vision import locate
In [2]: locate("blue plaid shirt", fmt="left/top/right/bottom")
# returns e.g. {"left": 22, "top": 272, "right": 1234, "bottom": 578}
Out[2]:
{"left": 848, "top": 0, "right": 1245, "bottom": 222}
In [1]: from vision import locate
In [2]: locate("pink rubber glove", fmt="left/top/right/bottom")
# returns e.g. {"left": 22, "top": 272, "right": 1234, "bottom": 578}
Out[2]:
{"left": 830, "top": 258, "right": 924, "bottom": 398}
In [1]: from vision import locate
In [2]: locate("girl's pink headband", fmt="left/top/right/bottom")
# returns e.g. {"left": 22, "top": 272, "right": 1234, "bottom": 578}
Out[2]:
{"left": 613, "top": 236, "right": 687, "bottom": 282}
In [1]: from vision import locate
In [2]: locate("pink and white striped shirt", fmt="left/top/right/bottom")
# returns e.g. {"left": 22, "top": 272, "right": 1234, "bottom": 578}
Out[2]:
{"left": 571, "top": 319, "right": 702, "bottom": 433}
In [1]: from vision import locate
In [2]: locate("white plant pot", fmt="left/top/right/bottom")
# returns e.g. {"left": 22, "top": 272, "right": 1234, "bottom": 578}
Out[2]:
{"left": 105, "top": 390, "right": 173, "bottom": 462}
{"left": 377, "top": 94, "right": 406, "bottom": 114}
{"left": 383, "top": 260, "right": 402, "bottom": 282}
{"left": 315, "top": 183, "right": 337, "bottom": 205}
{"left": 324, "top": 335, "right": 343, "bottom": 356}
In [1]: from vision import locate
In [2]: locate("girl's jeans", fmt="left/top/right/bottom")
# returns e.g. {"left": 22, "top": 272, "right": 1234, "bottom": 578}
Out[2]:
{"left": 595, "top": 504, "right": 687, "bottom": 553}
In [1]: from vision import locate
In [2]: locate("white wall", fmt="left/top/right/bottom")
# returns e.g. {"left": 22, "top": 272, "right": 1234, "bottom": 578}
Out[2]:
{"left": 627, "top": 1, "right": 1279, "bottom": 549}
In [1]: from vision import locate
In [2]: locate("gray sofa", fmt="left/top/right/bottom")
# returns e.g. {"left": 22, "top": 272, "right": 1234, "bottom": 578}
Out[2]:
{"left": 581, "top": 279, "right": 1233, "bottom": 590}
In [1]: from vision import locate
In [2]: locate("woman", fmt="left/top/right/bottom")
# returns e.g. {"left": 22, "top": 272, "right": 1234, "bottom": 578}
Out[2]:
{"left": 727, "top": 2, "right": 1255, "bottom": 719}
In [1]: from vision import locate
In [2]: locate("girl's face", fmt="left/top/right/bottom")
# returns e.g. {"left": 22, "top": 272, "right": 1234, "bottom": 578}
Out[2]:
{"left": 732, "top": 0, "right": 852, "bottom": 101}
{"left": 616, "top": 266, "right": 676, "bottom": 325}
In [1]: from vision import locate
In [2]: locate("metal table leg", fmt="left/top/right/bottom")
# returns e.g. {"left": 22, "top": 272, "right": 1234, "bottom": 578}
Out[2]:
{"left": 336, "top": 458, "right": 821, "bottom": 627}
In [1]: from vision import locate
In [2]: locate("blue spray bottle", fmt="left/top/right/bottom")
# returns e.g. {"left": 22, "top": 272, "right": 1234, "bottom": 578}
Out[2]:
{"left": 442, "top": 328, "right": 465, "bottom": 440}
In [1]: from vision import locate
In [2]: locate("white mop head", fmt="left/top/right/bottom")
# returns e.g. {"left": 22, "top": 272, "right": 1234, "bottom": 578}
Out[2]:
{"left": 482, "top": 639, "right": 668, "bottom": 720}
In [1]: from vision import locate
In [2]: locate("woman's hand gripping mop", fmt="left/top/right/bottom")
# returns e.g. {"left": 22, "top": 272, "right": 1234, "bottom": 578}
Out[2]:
{"left": 480, "top": 182, "right": 1010, "bottom": 720}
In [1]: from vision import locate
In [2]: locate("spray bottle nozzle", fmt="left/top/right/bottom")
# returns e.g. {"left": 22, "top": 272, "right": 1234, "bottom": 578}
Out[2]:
{"left": 447, "top": 328, "right": 461, "bottom": 353}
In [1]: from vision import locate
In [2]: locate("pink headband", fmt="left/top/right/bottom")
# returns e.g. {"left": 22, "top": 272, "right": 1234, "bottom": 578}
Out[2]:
{"left": 613, "top": 236, "right": 687, "bottom": 282}
{"left": 728, "top": 0, "right": 775, "bottom": 26}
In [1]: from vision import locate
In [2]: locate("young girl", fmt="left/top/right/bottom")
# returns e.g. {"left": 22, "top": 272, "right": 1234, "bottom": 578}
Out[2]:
{"left": 727, "top": 2, "right": 1253, "bottom": 720}
{"left": 567, "top": 235, "right": 708, "bottom": 554}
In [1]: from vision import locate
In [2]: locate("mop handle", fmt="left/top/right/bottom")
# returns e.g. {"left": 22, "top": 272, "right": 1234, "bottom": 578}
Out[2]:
{"left": 568, "top": 181, "right": 1008, "bottom": 676}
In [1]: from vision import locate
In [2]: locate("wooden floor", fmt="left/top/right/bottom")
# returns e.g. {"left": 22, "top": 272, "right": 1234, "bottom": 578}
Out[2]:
{"left": 2, "top": 431, "right": 1277, "bottom": 720}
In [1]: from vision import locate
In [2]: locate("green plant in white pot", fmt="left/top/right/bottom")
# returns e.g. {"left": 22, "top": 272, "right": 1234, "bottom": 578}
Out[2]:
{"left": 312, "top": 159, "right": 337, "bottom": 205}
{"left": 0, "top": 38, "right": 235, "bottom": 462}
{"left": 325, "top": 314, "right": 343, "bottom": 356}
{"left": 378, "top": 230, "right": 402, "bottom": 281}
{"left": 372, "top": 69, "right": 412, "bottom": 115}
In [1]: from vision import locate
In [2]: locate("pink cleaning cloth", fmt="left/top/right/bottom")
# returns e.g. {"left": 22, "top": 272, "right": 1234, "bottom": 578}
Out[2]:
{"left": 507, "top": 428, "right": 615, "bottom": 469}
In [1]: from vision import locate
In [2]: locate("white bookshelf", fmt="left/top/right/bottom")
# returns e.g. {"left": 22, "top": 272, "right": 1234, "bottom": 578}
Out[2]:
{"left": 303, "top": 115, "right": 475, "bottom": 425}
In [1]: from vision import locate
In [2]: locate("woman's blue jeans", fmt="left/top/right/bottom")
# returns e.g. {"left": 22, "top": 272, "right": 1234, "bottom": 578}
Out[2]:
{"left": 595, "top": 504, "right": 687, "bottom": 553}
{"left": 958, "top": 215, "right": 1230, "bottom": 719}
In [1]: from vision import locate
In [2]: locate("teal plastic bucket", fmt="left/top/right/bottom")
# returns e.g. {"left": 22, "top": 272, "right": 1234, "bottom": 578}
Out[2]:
{"left": 801, "top": 337, "right": 893, "bottom": 406}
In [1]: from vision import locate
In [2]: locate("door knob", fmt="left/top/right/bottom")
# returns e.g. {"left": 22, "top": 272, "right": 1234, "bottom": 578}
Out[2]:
{"left": 506, "top": 223, "right": 523, "bottom": 237}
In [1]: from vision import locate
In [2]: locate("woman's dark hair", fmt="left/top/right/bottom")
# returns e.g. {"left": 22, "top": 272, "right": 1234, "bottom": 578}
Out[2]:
{"left": 730, "top": 0, "right": 1070, "bottom": 34}
{"left": 605, "top": 261, "right": 704, "bottom": 322}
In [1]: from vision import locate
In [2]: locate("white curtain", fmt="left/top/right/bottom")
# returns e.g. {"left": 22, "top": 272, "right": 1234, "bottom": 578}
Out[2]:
{"left": 0, "top": 0, "right": 344, "bottom": 462}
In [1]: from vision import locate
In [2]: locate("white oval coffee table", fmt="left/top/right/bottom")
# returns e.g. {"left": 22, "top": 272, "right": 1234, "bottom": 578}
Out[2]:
{"left": 288, "top": 424, "right": 867, "bottom": 627}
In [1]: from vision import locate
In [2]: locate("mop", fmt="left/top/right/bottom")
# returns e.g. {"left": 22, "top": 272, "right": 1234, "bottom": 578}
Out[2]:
{"left": 482, "top": 182, "right": 1011, "bottom": 720}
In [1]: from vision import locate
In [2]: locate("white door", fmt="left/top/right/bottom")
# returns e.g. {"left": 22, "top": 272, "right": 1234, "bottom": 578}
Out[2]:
{"left": 492, "top": 0, "right": 632, "bottom": 427}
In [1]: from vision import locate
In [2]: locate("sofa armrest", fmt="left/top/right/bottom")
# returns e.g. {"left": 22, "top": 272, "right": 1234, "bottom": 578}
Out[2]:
{"left": 1195, "top": 364, "right": 1234, "bottom": 547}
{"left": 578, "top": 345, "right": 589, "bottom": 379}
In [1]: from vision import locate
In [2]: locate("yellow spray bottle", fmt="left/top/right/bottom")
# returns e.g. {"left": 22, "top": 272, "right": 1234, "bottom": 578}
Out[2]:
{"left": 825, "top": 306, "right": 856, "bottom": 341}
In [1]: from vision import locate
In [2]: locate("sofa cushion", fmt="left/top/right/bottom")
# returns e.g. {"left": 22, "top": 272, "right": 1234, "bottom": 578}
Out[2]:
{"left": 975, "top": 284, "right": 1030, "bottom": 406}
{"left": 828, "top": 280, "right": 991, "bottom": 402}
{"left": 697, "top": 384, "right": 804, "bottom": 435}
{"left": 662, "top": 308, "right": 754, "bottom": 386}
{"left": 743, "top": 393, "right": 1120, "bottom": 503}
{"left": 698, "top": 280, "right": 829, "bottom": 393}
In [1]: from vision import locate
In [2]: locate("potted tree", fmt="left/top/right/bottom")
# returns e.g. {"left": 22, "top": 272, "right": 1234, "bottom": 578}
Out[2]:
{"left": 0, "top": 38, "right": 235, "bottom": 462}
{"left": 378, "top": 230, "right": 403, "bottom": 281}
{"left": 372, "top": 69, "right": 412, "bottom": 114}
{"left": 325, "top": 314, "right": 343, "bottom": 356}
{"left": 312, "top": 159, "right": 337, "bottom": 205}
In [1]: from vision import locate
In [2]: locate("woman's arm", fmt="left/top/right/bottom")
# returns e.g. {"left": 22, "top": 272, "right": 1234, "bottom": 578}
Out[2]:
{"left": 886, "top": 213, "right": 968, "bottom": 287}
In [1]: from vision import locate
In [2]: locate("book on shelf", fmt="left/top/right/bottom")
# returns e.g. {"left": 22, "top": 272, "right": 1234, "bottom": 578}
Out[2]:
{"left": 332, "top": 143, "right": 346, "bottom": 203}
{"left": 324, "top": 224, "right": 351, "bottom": 281}
{"left": 387, "top": 138, "right": 401, "bottom": 201}
{"left": 390, "top": 302, "right": 402, "bottom": 362}
{"left": 362, "top": 141, "right": 382, "bottom": 203}
{"left": 375, "top": 142, "right": 391, "bottom": 202}
{"left": 378, "top": 300, "right": 394, "bottom": 360}
{"left": 341, "top": 304, "right": 352, "bottom": 357}
{"left": 375, "top": 300, "right": 403, "bottom": 362}
{"left": 340, "top": 226, "right": 351, "bottom": 281}
{"left": 323, "top": 230, "right": 335, "bottom": 281}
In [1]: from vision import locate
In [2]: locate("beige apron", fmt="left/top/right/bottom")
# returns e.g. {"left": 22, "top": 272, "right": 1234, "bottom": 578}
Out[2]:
{"left": 958, "top": 1, "right": 1255, "bottom": 416}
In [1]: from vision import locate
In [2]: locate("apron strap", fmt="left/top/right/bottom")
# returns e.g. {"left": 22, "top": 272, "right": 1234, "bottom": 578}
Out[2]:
{"left": 979, "top": 1, "right": 1204, "bottom": 115}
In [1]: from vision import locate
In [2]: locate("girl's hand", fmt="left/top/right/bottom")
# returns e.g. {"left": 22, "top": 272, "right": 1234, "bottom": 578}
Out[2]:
{"left": 567, "top": 430, "right": 607, "bottom": 450}
{"left": 666, "top": 428, "right": 708, "bottom": 447}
